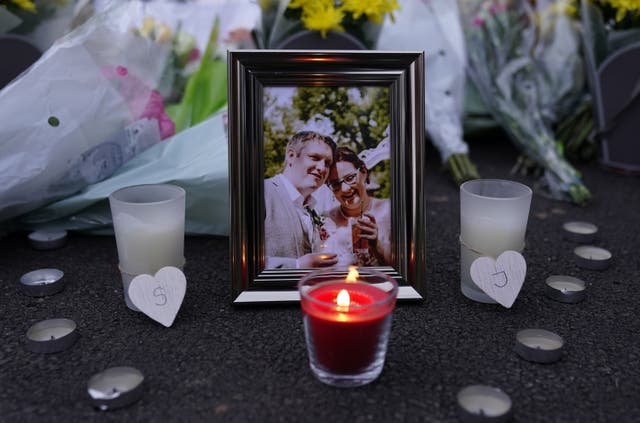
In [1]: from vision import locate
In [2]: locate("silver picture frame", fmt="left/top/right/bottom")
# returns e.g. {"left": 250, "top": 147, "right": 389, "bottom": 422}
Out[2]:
{"left": 228, "top": 50, "right": 426, "bottom": 304}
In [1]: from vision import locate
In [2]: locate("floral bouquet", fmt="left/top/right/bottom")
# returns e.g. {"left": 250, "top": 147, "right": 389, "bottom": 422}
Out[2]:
{"left": 460, "top": 0, "right": 591, "bottom": 204}
{"left": 0, "top": 1, "right": 229, "bottom": 224}
{"left": 255, "top": 0, "right": 399, "bottom": 49}
{"left": 130, "top": 16, "right": 201, "bottom": 105}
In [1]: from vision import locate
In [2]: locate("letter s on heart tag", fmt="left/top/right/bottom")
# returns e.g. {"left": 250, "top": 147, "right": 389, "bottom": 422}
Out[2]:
{"left": 128, "top": 267, "right": 186, "bottom": 327}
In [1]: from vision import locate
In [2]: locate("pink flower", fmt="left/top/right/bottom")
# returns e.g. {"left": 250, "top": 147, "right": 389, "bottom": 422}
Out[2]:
{"left": 472, "top": 16, "right": 485, "bottom": 27}
{"left": 188, "top": 48, "right": 201, "bottom": 62}
{"left": 140, "top": 90, "right": 176, "bottom": 140}
{"left": 102, "top": 65, "right": 175, "bottom": 140}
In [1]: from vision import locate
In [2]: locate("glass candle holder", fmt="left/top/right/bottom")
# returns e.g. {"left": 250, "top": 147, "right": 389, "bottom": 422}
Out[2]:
{"left": 460, "top": 179, "right": 532, "bottom": 303}
{"left": 109, "top": 184, "right": 186, "bottom": 310}
{"left": 298, "top": 267, "right": 398, "bottom": 387}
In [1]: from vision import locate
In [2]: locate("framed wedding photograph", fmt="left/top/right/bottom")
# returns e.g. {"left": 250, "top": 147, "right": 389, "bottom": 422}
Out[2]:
{"left": 228, "top": 50, "right": 426, "bottom": 304}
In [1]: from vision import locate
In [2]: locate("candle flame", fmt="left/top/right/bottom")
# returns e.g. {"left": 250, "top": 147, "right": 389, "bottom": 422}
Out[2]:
{"left": 336, "top": 289, "right": 351, "bottom": 308}
{"left": 346, "top": 266, "right": 359, "bottom": 283}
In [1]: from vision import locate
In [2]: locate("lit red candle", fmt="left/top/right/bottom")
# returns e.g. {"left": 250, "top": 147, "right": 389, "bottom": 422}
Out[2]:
{"left": 299, "top": 267, "right": 398, "bottom": 377}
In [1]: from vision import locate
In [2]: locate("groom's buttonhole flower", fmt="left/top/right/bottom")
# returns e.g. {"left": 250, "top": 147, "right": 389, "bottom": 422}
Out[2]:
{"left": 305, "top": 206, "right": 325, "bottom": 228}
{"left": 48, "top": 117, "right": 60, "bottom": 127}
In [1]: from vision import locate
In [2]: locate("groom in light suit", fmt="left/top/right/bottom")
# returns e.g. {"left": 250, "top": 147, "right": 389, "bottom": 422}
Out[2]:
{"left": 264, "top": 131, "right": 339, "bottom": 269}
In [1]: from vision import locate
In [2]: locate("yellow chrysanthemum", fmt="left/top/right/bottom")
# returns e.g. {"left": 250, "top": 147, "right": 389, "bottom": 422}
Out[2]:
{"left": 601, "top": 0, "right": 640, "bottom": 20}
{"left": 10, "top": 0, "right": 37, "bottom": 13}
{"left": 300, "top": 2, "right": 345, "bottom": 37}
{"left": 341, "top": 0, "right": 400, "bottom": 24}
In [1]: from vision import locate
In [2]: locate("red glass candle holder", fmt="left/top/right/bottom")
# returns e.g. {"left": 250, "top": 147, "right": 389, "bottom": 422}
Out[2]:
{"left": 298, "top": 267, "right": 398, "bottom": 387}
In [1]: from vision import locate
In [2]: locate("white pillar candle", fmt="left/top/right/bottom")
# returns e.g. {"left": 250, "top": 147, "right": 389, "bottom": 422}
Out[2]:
{"left": 459, "top": 180, "right": 532, "bottom": 303}
{"left": 113, "top": 213, "right": 184, "bottom": 275}
{"left": 109, "top": 184, "right": 186, "bottom": 310}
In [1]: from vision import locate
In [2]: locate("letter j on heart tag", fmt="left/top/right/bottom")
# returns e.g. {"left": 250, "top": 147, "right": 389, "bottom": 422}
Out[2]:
{"left": 470, "top": 251, "right": 526, "bottom": 308}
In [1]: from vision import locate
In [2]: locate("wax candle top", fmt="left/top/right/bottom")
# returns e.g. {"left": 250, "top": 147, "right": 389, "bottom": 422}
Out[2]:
{"left": 25, "top": 318, "right": 79, "bottom": 353}
{"left": 304, "top": 282, "right": 393, "bottom": 321}
{"left": 28, "top": 230, "right": 67, "bottom": 250}
{"left": 573, "top": 245, "right": 612, "bottom": 270}
{"left": 574, "top": 246, "right": 612, "bottom": 260}
{"left": 457, "top": 385, "right": 512, "bottom": 420}
{"left": 88, "top": 367, "right": 144, "bottom": 399}
{"left": 563, "top": 221, "right": 597, "bottom": 235}
{"left": 20, "top": 268, "right": 66, "bottom": 297}
{"left": 545, "top": 275, "right": 587, "bottom": 304}
{"left": 546, "top": 275, "right": 585, "bottom": 293}
{"left": 517, "top": 329, "right": 564, "bottom": 350}
{"left": 299, "top": 267, "right": 398, "bottom": 322}
{"left": 514, "top": 329, "right": 564, "bottom": 363}
{"left": 88, "top": 366, "right": 145, "bottom": 411}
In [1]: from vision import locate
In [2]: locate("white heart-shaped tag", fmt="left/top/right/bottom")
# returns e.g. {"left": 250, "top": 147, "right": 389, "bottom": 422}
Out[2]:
{"left": 470, "top": 251, "right": 526, "bottom": 308}
{"left": 128, "top": 267, "right": 186, "bottom": 327}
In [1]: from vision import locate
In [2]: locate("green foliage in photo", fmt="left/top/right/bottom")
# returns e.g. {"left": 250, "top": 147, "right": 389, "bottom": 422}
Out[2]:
{"left": 263, "top": 86, "right": 391, "bottom": 198}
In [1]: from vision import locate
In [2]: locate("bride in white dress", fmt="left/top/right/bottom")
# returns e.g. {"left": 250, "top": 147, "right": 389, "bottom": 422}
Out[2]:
{"left": 313, "top": 147, "right": 391, "bottom": 266}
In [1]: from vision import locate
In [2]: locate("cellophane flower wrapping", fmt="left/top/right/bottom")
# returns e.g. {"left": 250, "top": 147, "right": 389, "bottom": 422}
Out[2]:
{"left": 0, "top": 2, "right": 172, "bottom": 222}
{"left": 459, "top": 0, "right": 591, "bottom": 204}
{"left": 0, "top": 0, "right": 234, "bottom": 224}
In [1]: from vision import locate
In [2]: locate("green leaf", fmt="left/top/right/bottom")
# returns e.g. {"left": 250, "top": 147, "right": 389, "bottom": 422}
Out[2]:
{"left": 446, "top": 154, "right": 480, "bottom": 186}
{"left": 165, "top": 17, "right": 227, "bottom": 132}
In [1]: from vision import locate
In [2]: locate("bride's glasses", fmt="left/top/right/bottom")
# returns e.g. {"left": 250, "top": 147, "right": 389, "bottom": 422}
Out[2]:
{"left": 327, "top": 171, "right": 359, "bottom": 191}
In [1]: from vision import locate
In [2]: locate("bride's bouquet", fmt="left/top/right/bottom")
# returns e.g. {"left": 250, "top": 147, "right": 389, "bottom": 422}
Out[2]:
{"left": 459, "top": 0, "right": 591, "bottom": 204}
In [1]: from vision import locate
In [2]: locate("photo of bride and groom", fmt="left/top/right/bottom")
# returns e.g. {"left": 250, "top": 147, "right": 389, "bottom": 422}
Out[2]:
{"left": 263, "top": 85, "right": 393, "bottom": 270}
{"left": 264, "top": 129, "right": 392, "bottom": 269}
